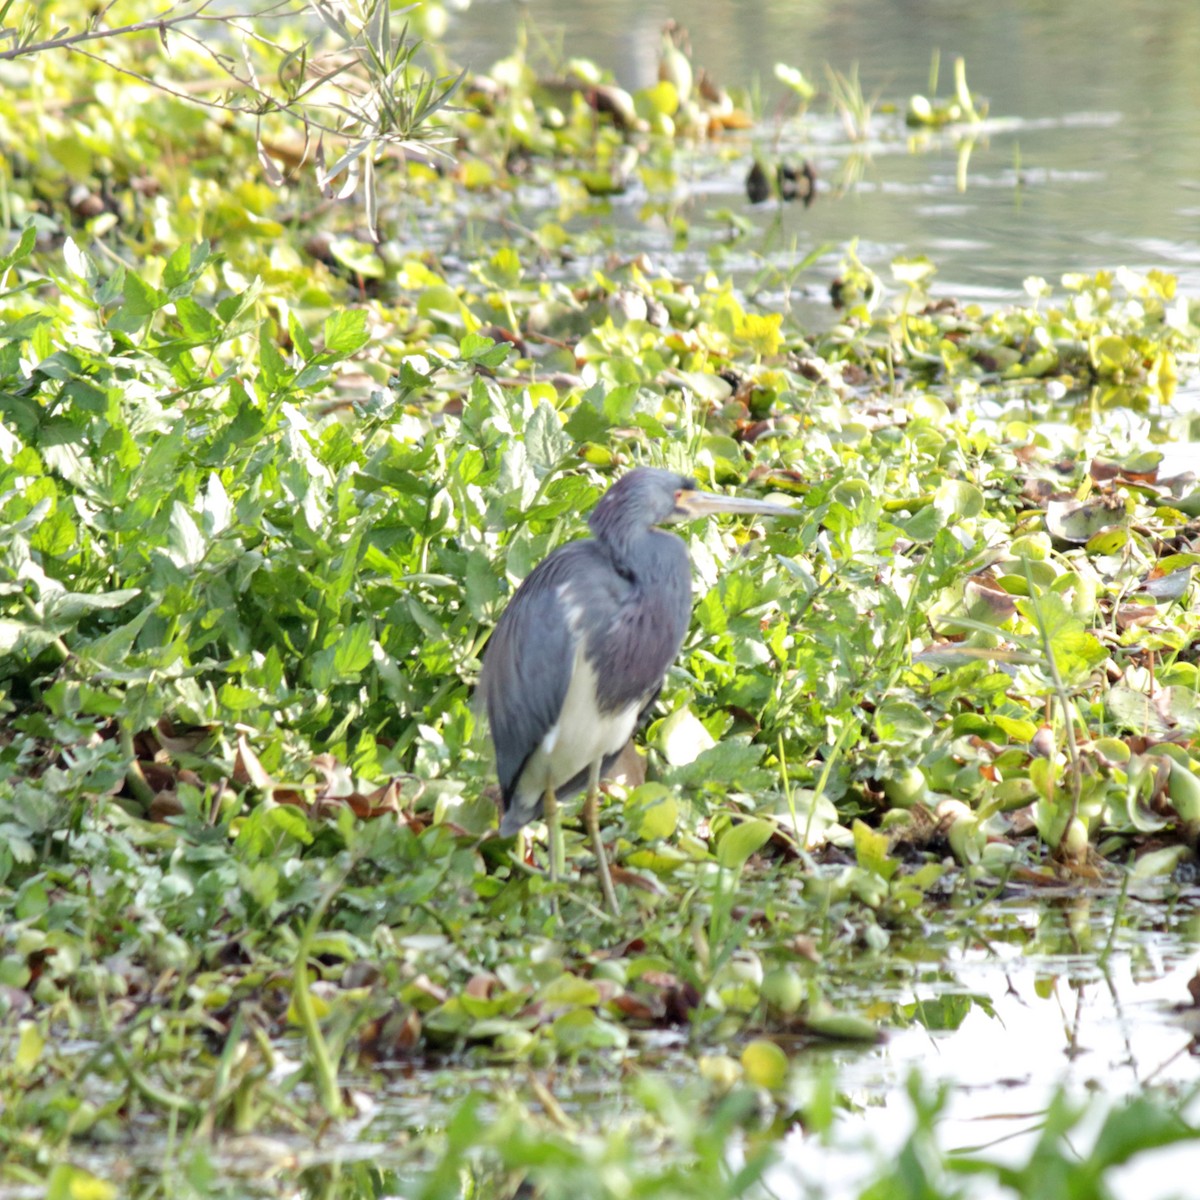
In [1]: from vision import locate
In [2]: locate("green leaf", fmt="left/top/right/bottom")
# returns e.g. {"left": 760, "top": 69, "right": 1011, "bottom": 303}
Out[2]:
{"left": 853, "top": 819, "right": 898, "bottom": 880}
{"left": 632, "top": 785, "right": 679, "bottom": 841}
{"left": 0, "top": 312, "right": 54, "bottom": 344}
{"left": 658, "top": 706, "right": 715, "bottom": 766}
{"left": 163, "top": 240, "right": 205, "bottom": 291}
{"left": 459, "top": 331, "right": 511, "bottom": 369}
{"left": 115, "top": 271, "right": 163, "bottom": 328}
{"left": 563, "top": 395, "right": 611, "bottom": 443}
{"left": 81, "top": 604, "right": 155, "bottom": 668}
{"left": 873, "top": 698, "right": 933, "bottom": 745}
{"left": 551, "top": 1008, "right": 628, "bottom": 1051}
{"left": 1045, "top": 497, "right": 1123, "bottom": 544}
{"left": 175, "top": 296, "right": 217, "bottom": 340}
{"left": 328, "top": 237, "right": 385, "bottom": 279}
{"left": 524, "top": 400, "right": 572, "bottom": 472}
{"left": 898, "top": 503, "right": 944, "bottom": 542}
{"left": 95, "top": 264, "right": 125, "bottom": 307}
{"left": 803, "top": 1008, "right": 880, "bottom": 1041}
{"left": 1130, "top": 845, "right": 1189, "bottom": 878}
{"left": 717, "top": 818, "right": 774, "bottom": 870}
{"left": 266, "top": 804, "right": 315, "bottom": 847}
{"left": 324, "top": 308, "right": 370, "bottom": 355}
{"left": 167, "top": 502, "right": 206, "bottom": 567}
{"left": 463, "top": 549, "right": 501, "bottom": 618}
{"left": 1088, "top": 1095, "right": 1196, "bottom": 1168}
{"left": 670, "top": 738, "right": 766, "bottom": 789}
{"left": 14, "top": 1020, "right": 43, "bottom": 1074}
{"left": 333, "top": 623, "right": 374, "bottom": 677}
{"left": 258, "top": 333, "right": 287, "bottom": 391}
{"left": 537, "top": 973, "right": 601, "bottom": 1007}
{"left": 934, "top": 478, "right": 983, "bottom": 522}
{"left": 289, "top": 310, "right": 315, "bottom": 359}
{"left": 44, "top": 589, "right": 141, "bottom": 623}
{"left": 62, "top": 237, "right": 98, "bottom": 285}
{"left": 0, "top": 223, "right": 37, "bottom": 278}
{"left": 29, "top": 506, "right": 75, "bottom": 556}
{"left": 993, "top": 714, "right": 1037, "bottom": 743}
{"left": 219, "top": 683, "right": 264, "bottom": 712}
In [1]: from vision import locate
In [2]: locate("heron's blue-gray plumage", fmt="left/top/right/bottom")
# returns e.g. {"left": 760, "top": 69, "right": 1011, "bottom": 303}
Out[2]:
{"left": 482, "top": 469, "right": 696, "bottom": 835}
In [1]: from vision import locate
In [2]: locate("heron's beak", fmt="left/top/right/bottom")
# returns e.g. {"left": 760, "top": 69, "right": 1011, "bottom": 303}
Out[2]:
{"left": 675, "top": 490, "right": 794, "bottom": 520}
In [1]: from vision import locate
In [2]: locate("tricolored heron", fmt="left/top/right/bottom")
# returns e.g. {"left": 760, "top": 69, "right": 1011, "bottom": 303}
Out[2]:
{"left": 481, "top": 467, "right": 790, "bottom": 916}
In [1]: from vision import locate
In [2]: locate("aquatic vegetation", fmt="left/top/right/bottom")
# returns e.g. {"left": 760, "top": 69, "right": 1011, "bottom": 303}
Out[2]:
{"left": 1, "top": 11, "right": 1200, "bottom": 1199}
{"left": 907, "top": 54, "right": 987, "bottom": 128}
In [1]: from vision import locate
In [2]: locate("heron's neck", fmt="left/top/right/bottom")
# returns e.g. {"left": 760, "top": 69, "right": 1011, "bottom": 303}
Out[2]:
{"left": 607, "top": 526, "right": 686, "bottom": 586}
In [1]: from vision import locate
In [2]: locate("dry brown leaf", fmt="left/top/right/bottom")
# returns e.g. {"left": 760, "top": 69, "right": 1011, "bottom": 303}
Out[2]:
{"left": 612, "top": 992, "right": 664, "bottom": 1021}
{"left": 154, "top": 716, "right": 210, "bottom": 754}
{"left": 1115, "top": 604, "right": 1159, "bottom": 630}
{"left": 609, "top": 865, "right": 668, "bottom": 895}
{"left": 465, "top": 973, "right": 500, "bottom": 1000}
{"left": 410, "top": 974, "right": 450, "bottom": 1005}
{"left": 148, "top": 790, "right": 184, "bottom": 821}
{"left": 789, "top": 935, "right": 822, "bottom": 963}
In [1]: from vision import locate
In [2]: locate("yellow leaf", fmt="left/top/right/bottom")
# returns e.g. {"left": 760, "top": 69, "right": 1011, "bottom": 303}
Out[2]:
{"left": 15, "top": 1021, "right": 43, "bottom": 1074}
{"left": 698, "top": 1053, "right": 742, "bottom": 1090}
{"left": 70, "top": 1174, "right": 117, "bottom": 1200}
{"left": 741, "top": 1038, "right": 788, "bottom": 1090}
{"left": 46, "top": 1165, "right": 117, "bottom": 1200}
{"left": 733, "top": 311, "right": 783, "bottom": 358}
{"left": 636, "top": 789, "right": 679, "bottom": 841}
{"left": 287, "top": 986, "right": 330, "bottom": 1025}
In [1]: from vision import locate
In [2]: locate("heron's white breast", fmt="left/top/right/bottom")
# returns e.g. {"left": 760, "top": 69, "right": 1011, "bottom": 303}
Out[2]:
{"left": 515, "top": 639, "right": 642, "bottom": 807}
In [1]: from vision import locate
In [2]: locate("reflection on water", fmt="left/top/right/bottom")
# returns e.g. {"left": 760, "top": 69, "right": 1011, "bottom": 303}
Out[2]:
{"left": 442, "top": 0, "right": 1200, "bottom": 304}
{"left": 774, "top": 893, "right": 1200, "bottom": 1198}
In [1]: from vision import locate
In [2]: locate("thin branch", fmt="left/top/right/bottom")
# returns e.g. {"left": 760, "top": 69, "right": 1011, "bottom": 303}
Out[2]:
{"left": 3, "top": 0, "right": 463, "bottom": 229}
{"left": 64, "top": 44, "right": 286, "bottom": 117}
{"left": 0, "top": 0, "right": 300, "bottom": 62}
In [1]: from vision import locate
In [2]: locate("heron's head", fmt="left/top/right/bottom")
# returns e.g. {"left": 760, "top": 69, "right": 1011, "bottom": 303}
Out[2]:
{"left": 589, "top": 468, "right": 697, "bottom": 536}
{"left": 590, "top": 468, "right": 792, "bottom": 538}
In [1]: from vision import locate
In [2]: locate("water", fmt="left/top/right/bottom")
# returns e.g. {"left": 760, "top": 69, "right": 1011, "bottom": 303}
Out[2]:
{"left": 442, "top": 0, "right": 1200, "bottom": 307}
{"left": 773, "top": 892, "right": 1200, "bottom": 1197}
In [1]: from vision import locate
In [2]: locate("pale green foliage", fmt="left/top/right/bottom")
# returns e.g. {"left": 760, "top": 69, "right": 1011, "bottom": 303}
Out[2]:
{"left": 1, "top": 27, "right": 1200, "bottom": 1200}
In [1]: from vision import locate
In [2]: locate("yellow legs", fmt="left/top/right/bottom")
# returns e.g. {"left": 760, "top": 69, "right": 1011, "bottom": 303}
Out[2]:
{"left": 583, "top": 762, "right": 620, "bottom": 918}
{"left": 540, "top": 771, "right": 620, "bottom": 919}
{"left": 544, "top": 782, "right": 563, "bottom": 894}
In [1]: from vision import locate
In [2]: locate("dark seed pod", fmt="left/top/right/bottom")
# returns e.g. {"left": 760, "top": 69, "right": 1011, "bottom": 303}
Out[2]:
{"left": 746, "top": 159, "right": 771, "bottom": 204}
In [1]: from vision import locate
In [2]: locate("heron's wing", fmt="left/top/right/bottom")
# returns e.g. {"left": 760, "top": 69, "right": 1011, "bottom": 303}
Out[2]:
{"left": 482, "top": 543, "right": 622, "bottom": 801}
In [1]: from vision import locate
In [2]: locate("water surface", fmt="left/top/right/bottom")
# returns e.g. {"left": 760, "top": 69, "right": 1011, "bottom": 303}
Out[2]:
{"left": 443, "top": 0, "right": 1200, "bottom": 305}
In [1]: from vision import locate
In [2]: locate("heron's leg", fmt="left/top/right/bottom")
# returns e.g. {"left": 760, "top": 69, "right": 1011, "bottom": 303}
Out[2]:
{"left": 584, "top": 760, "right": 620, "bottom": 918}
{"left": 544, "top": 782, "right": 563, "bottom": 887}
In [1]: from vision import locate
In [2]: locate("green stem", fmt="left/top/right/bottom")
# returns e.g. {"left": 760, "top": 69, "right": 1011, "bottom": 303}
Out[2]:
{"left": 1022, "top": 561, "right": 1084, "bottom": 832}
{"left": 292, "top": 871, "right": 349, "bottom": 1118}
{"left": 96, "top": 994, "right": 202, "bottom": 1120}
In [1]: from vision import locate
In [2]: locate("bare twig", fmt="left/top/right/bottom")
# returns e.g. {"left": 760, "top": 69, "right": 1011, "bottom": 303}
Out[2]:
{"left": 0, "top": 0, "right": 297, "bottom": 63}
{"left": 0, "top": 0, "right": 464, "bottom": 233}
